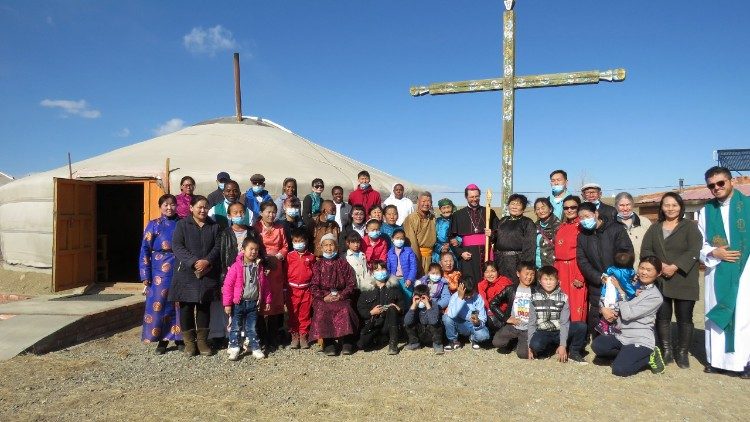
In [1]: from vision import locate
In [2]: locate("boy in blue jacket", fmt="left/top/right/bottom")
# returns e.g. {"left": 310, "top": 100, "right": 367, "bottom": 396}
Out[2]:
{"left": 386, "top": 229, "right": 418, "bottom": 309}
{"left": 442, "top": 277, "right": 490, "bottom": 350}
{"left": 404, "top": 284, "right": 444, "bottom": 354}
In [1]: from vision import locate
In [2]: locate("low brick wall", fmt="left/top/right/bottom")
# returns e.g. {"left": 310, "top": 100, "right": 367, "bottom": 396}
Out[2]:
{"left": 27, "top": 299, "right": 145, "bottom": 354}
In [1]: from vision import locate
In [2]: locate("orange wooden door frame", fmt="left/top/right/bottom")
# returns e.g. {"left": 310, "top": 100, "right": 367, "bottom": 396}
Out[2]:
{"left": 52, "top": 178, "right": 96, "bottom": 292}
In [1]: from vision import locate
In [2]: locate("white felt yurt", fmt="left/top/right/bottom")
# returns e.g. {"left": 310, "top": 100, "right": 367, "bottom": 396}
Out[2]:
{"left": 0, "top": 117, "right": 417, "bottom": 289}
{"left": 0, "top": 171, "right": 13, "bottom": 188}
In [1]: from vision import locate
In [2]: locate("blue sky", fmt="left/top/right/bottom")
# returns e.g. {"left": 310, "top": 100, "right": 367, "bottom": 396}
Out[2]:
{"left": 1, "top": 0, "right": 748, "bottom": 203}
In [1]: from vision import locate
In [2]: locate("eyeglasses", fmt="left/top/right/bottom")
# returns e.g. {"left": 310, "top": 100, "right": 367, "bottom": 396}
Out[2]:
{"left": 707, "top": 180, "right": 726, "bottom": 190}
{"left": 563, "top": 206, "right": 578, "bottom": 211}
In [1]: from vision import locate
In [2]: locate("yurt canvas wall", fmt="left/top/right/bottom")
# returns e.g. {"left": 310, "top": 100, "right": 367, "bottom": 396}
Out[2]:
{"left": 0, "top": 117, "right": 418, "bottom": 290}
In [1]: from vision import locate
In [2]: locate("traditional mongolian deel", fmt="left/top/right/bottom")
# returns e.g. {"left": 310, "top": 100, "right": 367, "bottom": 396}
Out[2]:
{"left": 139, "top": 216, "right": 182, "bottom": 342}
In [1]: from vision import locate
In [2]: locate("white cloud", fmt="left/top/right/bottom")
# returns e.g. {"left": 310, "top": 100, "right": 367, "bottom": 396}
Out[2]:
{"left": 183, "top": 25, "right": 238, "bottom": 56}
{"left": 40, "top": 99, "right": 101, "bottom": 119}
{"left": 116, "top": 128, "right": 130, "bottom": 138}
{"left": 153, "top": 118, "right": 185, "bottom": 136}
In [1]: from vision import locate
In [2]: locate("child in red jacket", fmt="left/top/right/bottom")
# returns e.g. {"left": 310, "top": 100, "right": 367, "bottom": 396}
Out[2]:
{"left": 222, "top": 237, "right": 272, "bottom": 361}
{"left": 362, "top": 218, "right": 388, "bottom": 264}
{"left": 286, "top": 228, "right": 316, "bottom": 349}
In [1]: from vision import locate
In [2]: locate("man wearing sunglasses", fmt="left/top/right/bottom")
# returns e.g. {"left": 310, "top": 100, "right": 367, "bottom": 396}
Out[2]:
{"left": 698, "top": 166, "right": 750, "bottom": 378}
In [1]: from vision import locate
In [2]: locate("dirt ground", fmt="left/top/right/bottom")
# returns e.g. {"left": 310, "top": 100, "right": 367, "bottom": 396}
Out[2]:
{"left": 0, "top": 265, "right": 51, "bottom": 296}
{"left": 2, "top": 270, "right": 749, "bottom": 420}
{"left": 0, "top": 326, "right": 749, "bottom": 421}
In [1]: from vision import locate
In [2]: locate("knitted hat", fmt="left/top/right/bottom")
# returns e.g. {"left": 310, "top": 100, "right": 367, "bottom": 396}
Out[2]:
{"left": 320, "top": 233, "right": 337, "bottom": 245}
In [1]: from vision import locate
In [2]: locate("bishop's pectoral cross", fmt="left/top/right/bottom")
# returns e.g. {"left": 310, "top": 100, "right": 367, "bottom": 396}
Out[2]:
{"left": 410, "top": 0, "right": 625, "bottom": 208}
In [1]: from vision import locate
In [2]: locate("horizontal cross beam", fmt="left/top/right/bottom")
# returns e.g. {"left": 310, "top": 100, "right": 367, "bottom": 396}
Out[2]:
{"left": 410, "top": 68, "right": 626, "bottom": 96}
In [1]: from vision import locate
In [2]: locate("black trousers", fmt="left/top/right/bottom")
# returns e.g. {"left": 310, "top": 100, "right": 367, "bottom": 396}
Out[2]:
{"left": 257, "top": 314, "right": 284, "bottom": 348}
{"left": 358, "top": 307, "right": 400, "bottom": 348}
{"left": 405, "top": 322, "right": 442, "bottom": 346}
{"left": 179, "top": 302, "right": 211, "bottom": 331}
{"left": 592, "top": 334, "right": 652, "bottom": 377}
{"left": 492, "top": 325, "right": 529, "bottom": 359}
{"left": 657, "top": 298, "right": 695, "bottom": 323}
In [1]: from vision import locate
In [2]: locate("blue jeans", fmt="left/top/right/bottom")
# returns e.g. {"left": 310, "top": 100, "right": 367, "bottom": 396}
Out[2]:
{"left": 442, "top": 314, "right": 490, "bottom": 343}
{"left": 228, "top": 300, "right": 259, "bottom": 351}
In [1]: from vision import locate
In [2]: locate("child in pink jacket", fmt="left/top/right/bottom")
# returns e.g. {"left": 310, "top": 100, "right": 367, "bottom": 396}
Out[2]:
{"left": 222, "top": 237, "right": 272, "bottom": 361}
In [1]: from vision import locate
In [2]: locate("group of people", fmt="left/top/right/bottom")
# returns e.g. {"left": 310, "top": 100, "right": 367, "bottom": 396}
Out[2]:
{"left": 138, "top": 166, "right": 750, "bottom": 378}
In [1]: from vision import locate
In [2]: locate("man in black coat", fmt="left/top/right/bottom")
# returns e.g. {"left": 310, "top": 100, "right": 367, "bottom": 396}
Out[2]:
{"left": 575, "top": 201, "right": 634, "bottom": 336}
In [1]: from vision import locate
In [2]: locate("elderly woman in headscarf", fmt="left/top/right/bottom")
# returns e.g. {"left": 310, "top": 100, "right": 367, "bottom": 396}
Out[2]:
{"left": 382, "top": 182, "right": 414, "bottom": 226}
{"left": 432, "top": 198, "right": 462, "bottom": 264}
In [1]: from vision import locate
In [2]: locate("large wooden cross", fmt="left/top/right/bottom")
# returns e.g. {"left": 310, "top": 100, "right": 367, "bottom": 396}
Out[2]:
{"left": 410, "top": 0, "right": 625, "bottom": 208}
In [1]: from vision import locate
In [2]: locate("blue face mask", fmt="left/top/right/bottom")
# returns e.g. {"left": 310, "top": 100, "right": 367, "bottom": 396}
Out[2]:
{"left": 252, "top": 185, "right": 264, "bottom": 193}
{"left": 360, "top": 183, "right": 370, "bottom": 190}
{"left": 368, "top": 230, "right": 381, "bottom": 239}
{"left": 286, "top": 208, "right": 300, "bottom": 218}
{"left": 418, "top": 302, "right": 426, "bottom": 309}
{"left": 591, "top": 200, "right": 600, "bottom": 206}
{"left": 218, "top": 183, "right": 225, "bottom": 190}
{"left": 551, "top": 184, "right": 564, "bottom": 195}
{"left": 373, "top": 270, "right": 388, "bottom": 281}
{"left": 293, "top": 242, "right": 306, "bottom": 251}
{"left": 230, "top": 216, "right": 244, "bottom": 225}
{"left": 392, "top": 239, "right": 405, "bottom": 248}
{"left": 580, "top": 217, "right": 597, "bottom": 231}
{"left": 326, "top": 214, "right": 336, "bottom": 222}
{"left": 428, "top": 273, "right": 441, "bottom": 282}
{"left": 617, "top": 212, "right": 633, "bottom": 220}
{"left": 323, "top": 251, "right": 338, "bottom": 259}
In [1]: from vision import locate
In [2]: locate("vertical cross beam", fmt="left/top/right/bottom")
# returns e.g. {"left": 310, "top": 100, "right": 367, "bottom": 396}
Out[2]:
{"left": 501, "top": 9, "right": 515, "bottom": 208}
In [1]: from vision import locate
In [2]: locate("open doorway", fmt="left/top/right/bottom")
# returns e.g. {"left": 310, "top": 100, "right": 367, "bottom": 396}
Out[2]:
{"left": 96, "top": 183, "right": 144, "bottom": 283}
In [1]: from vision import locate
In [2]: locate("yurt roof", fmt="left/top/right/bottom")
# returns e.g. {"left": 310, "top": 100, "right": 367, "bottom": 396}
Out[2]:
{"left": 0, "top": 171, "right": 13, "bottom": 188}
{"left": 2, "top": 116, "right": 419, "bottom": 197}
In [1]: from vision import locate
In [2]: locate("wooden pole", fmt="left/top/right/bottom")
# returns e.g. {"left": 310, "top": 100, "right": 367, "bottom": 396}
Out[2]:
{"left": 485, "top": 189, "right": 492, "bottom": 263}
{"left": 165, "top": 157, "right": 171, "bottom": 194}
{"left": 67, "top": 152, "right": 72, "bottom": 179}
{"left": 233, "top": 52, "right": 243, "bottom": 122}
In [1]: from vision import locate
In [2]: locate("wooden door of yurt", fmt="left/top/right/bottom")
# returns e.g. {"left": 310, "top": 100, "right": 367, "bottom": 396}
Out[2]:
{"left": 52, "top": 178, "right": 96, "bottom": 291}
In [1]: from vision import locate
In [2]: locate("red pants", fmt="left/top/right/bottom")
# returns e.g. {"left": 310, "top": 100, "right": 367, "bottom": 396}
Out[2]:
{"left": 286, "top": 286, "right": 312, "bottom": 335}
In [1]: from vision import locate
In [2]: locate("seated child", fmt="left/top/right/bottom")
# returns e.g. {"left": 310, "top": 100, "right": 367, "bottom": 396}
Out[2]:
{"left": 356, "top": 260, "right": 404, "bottom": 355}
{"left": 381, "top": 205, "right": 403, "bottom": 244}
{"left": 344, "top": 232, "right": 369, "bottom": 290}
{"left": 222, "top": 237, "right": 272, "bottom": 361}
{"left": 527, "top": 266, "right": 587, "bottom": 363}
{"left": 598, "top": 252, "right": 639, "bottom": 335}
{"left": 439, "top": 252, "right": 462, "bottom": 293}
{"left": 362, "top": 218, "right": 388, "bottom": 263}
{"left": 386, "top": 228, "right": 417, "bottom": 308}
{"left": 309, "top": 234, "right": 359, "bottom": 356}
{"left": 490, "top": 262, "right": 536, "bottom": 358}
{"left": 414, "top": 263, "right": 451, "bottom": 312}
{"left": 404, "top": 284, "right": 444, "bottom": 354}
{"left": 285, "top": 228, "right": 315, "bottom": 349}
{"left": 442, "top": 277, "right": 490, "bottom": 351}
{"left": 477, "top": 261, "right": 513, "bottom": 331}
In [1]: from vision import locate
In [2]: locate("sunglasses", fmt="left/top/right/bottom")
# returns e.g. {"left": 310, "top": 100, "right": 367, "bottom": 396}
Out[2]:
{"left": 313, "top": 184, "right": 324, "bottom": 189}
{"left": 563, "top": 206, "right": 578, "bottom": 211}
{"left": 707, "top": 180, "right": 726, "bottom": 190}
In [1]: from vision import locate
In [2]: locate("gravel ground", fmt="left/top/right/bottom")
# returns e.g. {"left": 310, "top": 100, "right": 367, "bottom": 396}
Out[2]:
{"left": 0, "top": 325, "right": 748, "bottom": 421}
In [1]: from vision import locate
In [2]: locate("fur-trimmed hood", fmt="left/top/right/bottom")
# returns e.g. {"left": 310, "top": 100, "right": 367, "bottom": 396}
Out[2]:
{"left": 359, "top": 273, "right": 400, "bottom": 291}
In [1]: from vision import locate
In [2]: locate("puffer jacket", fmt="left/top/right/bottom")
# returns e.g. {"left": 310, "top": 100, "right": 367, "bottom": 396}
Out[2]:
{"left": 385, "top": 245, "right": 418, "bottom": 281}
{"left": 219, "top": 225, "right": 263, "bottom": 282}
{"left": 489, "top": 284, "right": 538, "bottom": 329}
{"left": 221, "top": 253, "right": 272, "bottom": 307}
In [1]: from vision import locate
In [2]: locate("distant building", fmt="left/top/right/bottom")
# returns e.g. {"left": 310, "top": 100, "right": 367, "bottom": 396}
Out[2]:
{"left": 635, "top": 176, "right": 750, "bottom": 222}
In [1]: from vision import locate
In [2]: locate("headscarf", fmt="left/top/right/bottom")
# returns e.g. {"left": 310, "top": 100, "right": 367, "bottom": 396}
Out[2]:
{"left": 437, "top": 198, "right": 456, "bottom": 213}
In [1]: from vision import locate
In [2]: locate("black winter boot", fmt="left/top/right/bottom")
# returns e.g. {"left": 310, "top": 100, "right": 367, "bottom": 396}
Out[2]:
{"left": 675, "top": 322, "right": 693, "bottom": 369}
{"left": 388, "top": 326, "right": 400, "bottom": 355}
{"left": 656, "top": 320, "right": 674, "bottom": 364}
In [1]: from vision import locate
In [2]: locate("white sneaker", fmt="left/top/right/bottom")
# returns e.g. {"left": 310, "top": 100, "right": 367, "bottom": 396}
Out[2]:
{"left": 227, "top": 347, "right": 240, "bottom": 361}
{"left": 251, "top": 349, "right": 265, "bottom": 360}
